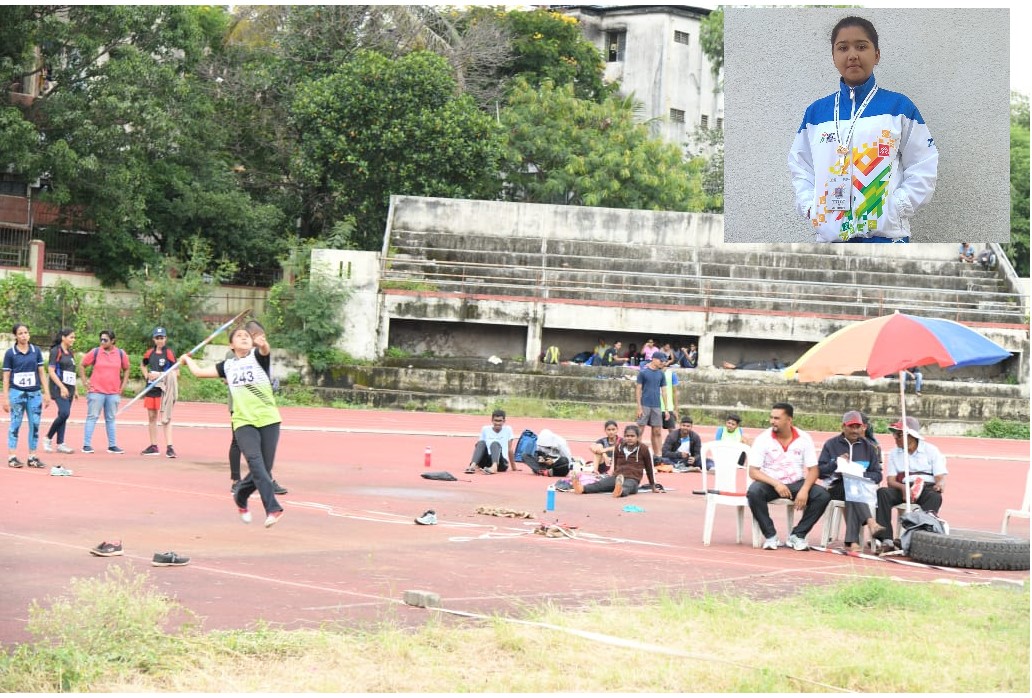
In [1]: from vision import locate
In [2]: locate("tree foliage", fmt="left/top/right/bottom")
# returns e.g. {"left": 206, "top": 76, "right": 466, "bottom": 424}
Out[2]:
{"left": 1009, "top": 93, "right": 1029, "bottom": 276}
{"left": 499, "top": 79, "right": 713, "bottom": 211}
{"left": 290, "top": 50, "right": 504, "bottom": 249}
{"left": 699, "top": 7, "right": 724, "bottom": 79}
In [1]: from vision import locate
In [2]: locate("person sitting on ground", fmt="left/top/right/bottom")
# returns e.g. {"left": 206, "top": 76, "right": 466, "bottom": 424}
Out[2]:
{"left": 523, "top": 428, "right": 573, "bottom": 477}
{"left": 572, "top": 424, "right": 658, "bottom": 497}
{"left": 589, "top": 419, "right": 620, "bottom": 474}
{"left": 660, "top": 416, "right": 702, "bottom": 472}
{"left": 817, "top": 410, "right": 885, "bottom": 551}
{"left": 465, "top": 409, "right": 518, "bottom": 474}
{"left": 747, "top": 402, "right": 831, "bottom": 551}
{"left": 958, "top": 242, "right": 975, "bottom": 263}
{"left": 591, "top": 337, "right": 609, "bottom": 366}
{"left": 871, "top": 416, "right": 947, "bottom": 552}
{"left": 976, "top": 244, "right": 997, "bottom": 271}
{"left": 600, "top": 341, "right": 629, "bottom": 366}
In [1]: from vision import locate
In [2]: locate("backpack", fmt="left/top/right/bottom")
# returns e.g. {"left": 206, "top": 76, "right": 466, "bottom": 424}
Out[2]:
{"left": 514, "top": 429, "right": 538, "bottom": 462}
{"left": 543, "top": 345, "right": 561, "bottom": 364}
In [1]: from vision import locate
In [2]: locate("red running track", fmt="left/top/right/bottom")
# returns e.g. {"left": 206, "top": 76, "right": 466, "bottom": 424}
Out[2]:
{"left": 1, "top": 401, "right": 1028, "bottom": 643}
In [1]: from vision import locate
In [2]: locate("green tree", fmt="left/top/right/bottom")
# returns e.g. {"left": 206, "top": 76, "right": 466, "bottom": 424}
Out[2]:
{"left": 1009, "top": 92, "right": 1030, "bottom": 277}
{"left": 290, "top": 50, "right": 504, "bottom": 249}
{"left": 499, "top": 79, "right": 713, "bottom": 211}
{"left": 0, "top": 6, "right": 286, "bottom": 285}
{"left": 699, "top": 7, "right": 724, "bottom": 79}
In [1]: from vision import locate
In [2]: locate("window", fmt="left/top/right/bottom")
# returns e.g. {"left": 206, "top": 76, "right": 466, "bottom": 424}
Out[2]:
{"left": 606, "top": 30, "right": 626, "bottom": 62}
{"left": 674, "top": 30, "right": 690, "bottom": 45}
{"left": 716, "top": 117, "right": 724, "bottom": 131}
{"left": 700, "top": 115, "right": 709, "bottom": 129}
{"left": 670, "top": 108, "right": 685, "bottom": 123}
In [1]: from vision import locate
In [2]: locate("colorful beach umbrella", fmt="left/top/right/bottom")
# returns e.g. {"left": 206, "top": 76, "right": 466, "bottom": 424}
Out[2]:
{"left": 783, "top": 312, "right": 1012, "bottom": 383}
{"left": 783, "top": 311, "right": 1012, "bottom": 511}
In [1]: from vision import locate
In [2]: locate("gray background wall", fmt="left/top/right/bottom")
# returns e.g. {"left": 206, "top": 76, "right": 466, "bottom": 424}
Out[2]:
{"left": 723, "top": 7, "right": 1010, "bottom": 243}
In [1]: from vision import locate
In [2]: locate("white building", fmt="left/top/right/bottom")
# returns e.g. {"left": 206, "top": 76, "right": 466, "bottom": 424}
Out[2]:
{"left": 553, "top": 5, "right": 723, "bottom": 151}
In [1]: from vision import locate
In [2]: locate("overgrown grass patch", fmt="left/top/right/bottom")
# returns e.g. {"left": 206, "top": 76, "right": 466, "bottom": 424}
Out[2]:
{"left": 1, "top": 572, "right": 1026, "bottom": 692}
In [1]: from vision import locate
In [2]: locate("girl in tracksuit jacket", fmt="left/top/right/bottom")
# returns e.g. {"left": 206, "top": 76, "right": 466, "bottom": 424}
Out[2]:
{"left": 788, "top": 16, "right": 938, "bottom": 243}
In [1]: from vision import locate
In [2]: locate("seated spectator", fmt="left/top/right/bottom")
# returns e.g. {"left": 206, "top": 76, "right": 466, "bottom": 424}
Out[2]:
{"left": 572, "top": 424, "right": 658, "bottom": 497}
{"left": 625, "top": 343, "right": 641, "bottom": 367}
{"left": 641, "top": 339, "right": 658, "bottom": 363}
{"left": 977, "top": 245, "right": 997, "bottom": 271}
{"left": 465, "top": 409, "right": 518, "bottom": 474}
{"left": 958, "top": 242, "right": 975, "bottom": 263}
{"left": 522, "top": 428, "right": 573, "bottom": 477}
{"left": 686, "top": 343, "right": 698, "bottom": 368}
{"left": 705, "top": 412, "right": 749, "bottom": 469}
{"left": 591, "top": 337, "right": 610, "bottom": 365}
{"left": 589, "top": 419, "right": 620, "bottom": 474}
{"left": 660, "top": 416, "right": 702, "bottom": 471}
{"left": 660, "top": 343, "right": 677, "bottom": 367}
{"left": 817, "top": 410, "right": 885, "bottom": 552}
{"left": 600, "top": 341, "right": 629, "bottom": 366}
{"left": 674, "top": 343, "right": 699, "bottom": 368}
{"left": 872, "top": 416, "right": 948, "bottom": 552}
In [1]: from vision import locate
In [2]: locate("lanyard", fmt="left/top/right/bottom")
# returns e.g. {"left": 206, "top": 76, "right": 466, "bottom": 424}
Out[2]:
{"left": 834, "top": 82, "right": 878, "bottom": 156}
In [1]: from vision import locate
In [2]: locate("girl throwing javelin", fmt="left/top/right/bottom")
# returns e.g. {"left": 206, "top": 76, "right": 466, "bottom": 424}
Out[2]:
{"left": 183, "top": 325, "right": 284, "bottom": 528}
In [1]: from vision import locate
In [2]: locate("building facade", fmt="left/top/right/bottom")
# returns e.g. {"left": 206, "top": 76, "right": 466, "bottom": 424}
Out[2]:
{"left": 554, "top": 5, "right": 723, "bottom": 151}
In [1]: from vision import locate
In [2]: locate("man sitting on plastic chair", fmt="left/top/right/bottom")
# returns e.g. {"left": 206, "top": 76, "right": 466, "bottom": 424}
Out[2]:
{"left": 747, "top": 402, "right": 831, "bottom": 551}
{"left": 816, "top": 410, "right": 885, "bottom": 552}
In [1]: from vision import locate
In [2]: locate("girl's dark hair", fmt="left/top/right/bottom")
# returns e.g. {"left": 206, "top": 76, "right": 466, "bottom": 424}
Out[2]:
{"left": 623, "top": 424, "right": 641, "bottom": 437}
{"left": 832, "top": 16, "right": 879, "bottom": 51}
{"left": 604, "top": 419, "right": 618, "bottom": 429}
{"left": 52, "top": 327, "right": 74, "bottom": 349}
{"left": 11, "top": 323, "right": 27, "bottom": 335}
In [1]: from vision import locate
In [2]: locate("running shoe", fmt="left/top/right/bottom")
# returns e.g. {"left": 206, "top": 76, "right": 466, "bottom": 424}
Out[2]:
{"left": 141, "top": 445, "right": 160, "bottom": 456}
{"left": 57, "top": 444, "right": 75, "bottom": 454}
{"left": 238, "top": 507, "right": 252, "bottom": 524}
{"left": 264, "top": 510, "right": 284, "bottom": 528}
{"left": 50, "top": 466, "right": 74, "bottom": 477}
{"left": 786, "top": 534, "right": 809, "bottom": 551}
{"left": 165, "top": 445, "right": 177, "bottom": 459}
{"left": 90, "top": 540, "right": 123, "bottom": 557}
{"left": 151, "top": 551, "right": 190, "bottom": 567}
{"left": 272, "top": 480, "right": 287, "bottom": 495}
{"left": 27, "top": 456, "right": 46, "bottom": 469}
{"left": 107, "top": 446, "right": 125, "bottom": 454}
{"left": 43, "top": 438, "right": 54, "bottom": 453}
{"left": 762, "top": 536, "right": 780, "bottom": 550}
{"left": 415, "top": 509, "right": 437, "bottom": 525}
{"left": 8, "top": 456, "right": 24, "bottom": 468}
{"left": 82, "top": 445, "right": 95, "bottom": 454}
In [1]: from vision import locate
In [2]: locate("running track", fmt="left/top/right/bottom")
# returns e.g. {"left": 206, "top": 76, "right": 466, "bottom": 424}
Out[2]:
{"left": 1, "top": 401, "right": 1028, "bottom": 643}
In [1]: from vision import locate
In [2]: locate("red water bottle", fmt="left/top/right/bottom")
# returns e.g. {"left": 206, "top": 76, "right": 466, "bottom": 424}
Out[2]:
{"left": 424, "top": 446, "right": 432, "bottom": 468}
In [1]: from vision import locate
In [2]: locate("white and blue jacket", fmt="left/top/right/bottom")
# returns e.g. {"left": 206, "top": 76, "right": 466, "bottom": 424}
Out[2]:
{"left": 788, "top": 73, "right": 938, "bottom": 242}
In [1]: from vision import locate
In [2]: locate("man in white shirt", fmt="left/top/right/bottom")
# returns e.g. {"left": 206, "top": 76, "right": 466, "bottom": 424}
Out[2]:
{"left": 465, "top": 409, "right": 518, "bottom": 474}
{"left": 873, "top": 416, "right": 947, "bottom": 551}
{"left": 746, "top": 402, "right": 831, "bottom": 551}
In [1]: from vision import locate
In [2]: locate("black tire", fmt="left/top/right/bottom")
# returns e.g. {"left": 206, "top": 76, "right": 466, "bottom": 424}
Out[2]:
{"left": 908, "top": 528, "right": 1030, "bottom": 571}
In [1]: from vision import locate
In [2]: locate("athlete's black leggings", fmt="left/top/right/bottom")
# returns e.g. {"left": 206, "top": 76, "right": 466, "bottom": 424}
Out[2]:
{"left": 232, "top": 422, "right": 281, "bottom": 515}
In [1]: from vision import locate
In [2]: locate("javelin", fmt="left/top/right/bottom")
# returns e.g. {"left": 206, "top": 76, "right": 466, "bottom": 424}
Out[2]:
{"left": 117, "top": 308, "right": 251, "bottom": 415}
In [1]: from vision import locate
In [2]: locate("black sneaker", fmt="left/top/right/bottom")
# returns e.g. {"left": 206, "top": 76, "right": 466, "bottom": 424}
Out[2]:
{"left": 166, "top": 445, "right": 177, "bottom": 459}
{"left": 152, "top": 551, "right": 190, "bottom": 566}
{"left": 141, "top": 445, "right": 160, "bottom": 456}
{"left": 8, "top": 456, "right": 24, "bottom": 468}
{"left": 27, "top": 456, "right": 46, "bottom": 469}
{"left": 107, "top": 446, "right": 125, "bottom": 454}
{"left": 273, "top": 480, "right": 288, "bottom": 495}
{"left": 90, "top": 540, "right": 124, "bottom": 557}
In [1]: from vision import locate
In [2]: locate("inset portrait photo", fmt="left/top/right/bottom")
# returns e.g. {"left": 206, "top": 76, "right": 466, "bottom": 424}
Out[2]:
{"left": 724, "top": 7, "right": 1010, "bottom": 244}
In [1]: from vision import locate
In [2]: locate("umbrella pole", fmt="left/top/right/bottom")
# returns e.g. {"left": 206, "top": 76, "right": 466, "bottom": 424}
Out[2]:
{"left": 899, "top": 370, "right": 912, "bottom": 513}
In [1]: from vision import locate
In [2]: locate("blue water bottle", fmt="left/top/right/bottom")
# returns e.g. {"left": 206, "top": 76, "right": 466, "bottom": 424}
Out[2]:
{"left": 546, "top": 484, "right": 556, "bottom": 512}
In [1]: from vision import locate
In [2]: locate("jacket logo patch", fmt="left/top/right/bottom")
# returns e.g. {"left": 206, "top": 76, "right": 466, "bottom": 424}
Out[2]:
{"left": 878, "top": 144, "right": 890, "bottom": 157}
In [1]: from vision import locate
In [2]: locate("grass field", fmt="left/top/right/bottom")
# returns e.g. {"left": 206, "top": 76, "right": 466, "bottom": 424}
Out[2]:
{"left": 1, "top": 567, "right": 1027, "bottom": 693}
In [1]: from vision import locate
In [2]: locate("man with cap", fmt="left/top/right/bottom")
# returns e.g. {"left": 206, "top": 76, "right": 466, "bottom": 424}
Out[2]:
{"left": 817, "top": 410, "right": 884, "bottom": 551}
{"left": 872, "top": 416, "right": 947, "bottom": 551}
{"left": 140, "top": 327, "right": 177, "bottom": 458}
{"left": 635, "top": 350, "right": 669, "bottom": 459}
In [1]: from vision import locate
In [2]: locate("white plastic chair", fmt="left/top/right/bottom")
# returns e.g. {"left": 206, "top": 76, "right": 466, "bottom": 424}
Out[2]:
{"left": 1001, "top": 467, "right": 1031, "bottom": 534}
{"left": 820, "top": 500, "right": 875, "bottom": 550}
{"left": 700, "top": 441, "right": 753, "bottom": 546}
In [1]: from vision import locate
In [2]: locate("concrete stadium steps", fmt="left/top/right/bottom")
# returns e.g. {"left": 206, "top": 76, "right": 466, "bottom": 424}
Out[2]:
{"left": 385, "top": 229, "right": 1023, "bottom": 323}
{"left": 313, "top": 363, "right": 1028, "bottom": 428}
